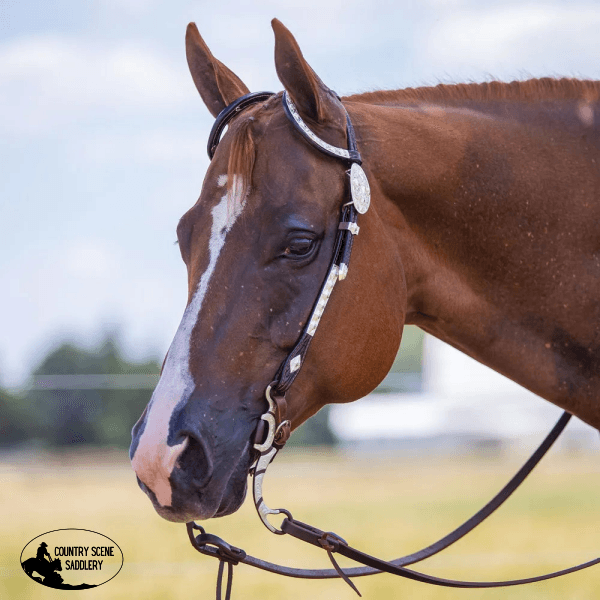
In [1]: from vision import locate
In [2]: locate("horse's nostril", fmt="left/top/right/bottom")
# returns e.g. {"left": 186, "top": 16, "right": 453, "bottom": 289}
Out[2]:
{"left": 176, "top": 432, "right": 214, "bottom": 488}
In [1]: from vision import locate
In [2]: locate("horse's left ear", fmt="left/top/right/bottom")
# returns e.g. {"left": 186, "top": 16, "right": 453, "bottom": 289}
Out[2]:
{"left": 272, "top": 19, "right": 346, "bottom": 129}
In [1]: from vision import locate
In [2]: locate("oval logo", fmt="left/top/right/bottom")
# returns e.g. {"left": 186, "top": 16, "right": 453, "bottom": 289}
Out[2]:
{"left": 21, "top": 529, "right": 123, "bottom": 590}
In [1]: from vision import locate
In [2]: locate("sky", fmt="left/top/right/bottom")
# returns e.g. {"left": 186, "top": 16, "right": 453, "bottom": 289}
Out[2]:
{"left": 1, "top": 0, "right": 600, "bottom": 387}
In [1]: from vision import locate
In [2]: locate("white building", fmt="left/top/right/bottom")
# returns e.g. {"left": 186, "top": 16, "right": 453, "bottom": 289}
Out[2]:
{"left": 329, "top": 335, "right": 598, "bottom": 452}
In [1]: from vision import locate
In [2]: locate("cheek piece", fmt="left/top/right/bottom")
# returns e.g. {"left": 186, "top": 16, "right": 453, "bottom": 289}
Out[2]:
{"left": 251, "top": 91, "right": 370, "bottom": 534}
{"left": 210, "top": 90, "right": 370, "bottom": 533}
{"left": 185, "top": 91, "right": 597, "bottom": 599}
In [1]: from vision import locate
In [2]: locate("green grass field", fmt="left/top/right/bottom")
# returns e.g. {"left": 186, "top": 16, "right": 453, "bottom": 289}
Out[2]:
{"left": 1, "top": 446, "right": 598, "bottom": 599}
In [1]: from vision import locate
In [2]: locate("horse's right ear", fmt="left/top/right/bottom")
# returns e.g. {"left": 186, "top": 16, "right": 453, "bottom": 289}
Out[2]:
{"left": 185, "top": 23, "right": 250, "bottom": 117}
{"left": 272, "top": 18, "right": 345, "bottom": 130}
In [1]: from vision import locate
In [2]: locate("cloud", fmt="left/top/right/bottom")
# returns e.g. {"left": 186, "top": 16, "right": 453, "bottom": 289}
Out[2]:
{"left": 0, "top": 34, "right": 193, "bottom": 135}
{"left": 420, "top": 3, "right": 600, "bottom": 79}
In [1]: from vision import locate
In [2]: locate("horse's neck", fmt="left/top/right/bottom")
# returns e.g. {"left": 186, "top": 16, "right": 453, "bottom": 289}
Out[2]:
{"left": 353, "top": 99, "right": 600, "bottom": 429}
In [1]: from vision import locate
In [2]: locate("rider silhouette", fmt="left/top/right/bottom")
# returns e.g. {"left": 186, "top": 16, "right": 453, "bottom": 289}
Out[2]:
{"left": 36, "top": 542, "right": 51, "bottom": 563}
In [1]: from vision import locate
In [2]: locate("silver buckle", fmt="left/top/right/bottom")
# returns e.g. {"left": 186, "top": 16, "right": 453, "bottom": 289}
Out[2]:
{"left": 252, "top": 385, "right": 293, "bottom": 534}
{"left": 253, "top": 385, "right": 277, "bottom": 453}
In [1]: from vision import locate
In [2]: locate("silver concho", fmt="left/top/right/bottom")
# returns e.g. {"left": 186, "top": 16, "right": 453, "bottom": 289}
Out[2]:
{"left": 350, "top": 163, "right": 370, "bottom": 214}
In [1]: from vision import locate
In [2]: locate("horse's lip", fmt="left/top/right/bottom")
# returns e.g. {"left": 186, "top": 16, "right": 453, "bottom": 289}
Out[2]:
{"left": 154, "top": 499, "right": 218, "bottom": 523}
{"left": 135, "top": 436, "right": 254, "bottom": 523}
{"left": 135, "top": 476, "right": 217, "bottom": 522}
{"left": 136, "top": 464, "right": 249, "bottom": 523}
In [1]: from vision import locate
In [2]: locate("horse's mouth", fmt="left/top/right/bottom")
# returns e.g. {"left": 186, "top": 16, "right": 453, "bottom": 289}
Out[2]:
{"left": 136, "top": 448, "right": 252, "bottom": 523}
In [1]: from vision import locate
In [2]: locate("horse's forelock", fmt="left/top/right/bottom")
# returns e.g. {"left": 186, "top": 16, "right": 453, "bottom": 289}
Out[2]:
{"left": 224, "top": 114, "right": 257, "bottom": 216}
{"left": 222, "top": 95, "right": 283, "bottom": 214}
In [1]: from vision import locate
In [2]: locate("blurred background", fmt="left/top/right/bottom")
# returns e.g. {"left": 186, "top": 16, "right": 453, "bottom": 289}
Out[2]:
{"left": 1, "top": 1, "right": 599, "bottom": 598}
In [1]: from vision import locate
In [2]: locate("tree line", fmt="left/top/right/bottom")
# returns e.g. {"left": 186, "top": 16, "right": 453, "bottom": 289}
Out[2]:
{"left": 0, "top": 327, "right": 423, "bottom": 450}
{"left": 0, "top": 335, "right": 336, "bottom": 449}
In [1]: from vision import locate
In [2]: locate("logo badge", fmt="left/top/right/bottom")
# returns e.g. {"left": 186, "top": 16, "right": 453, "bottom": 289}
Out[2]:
{"left": 21, "top": 529, "right": 123, "bottom": 590}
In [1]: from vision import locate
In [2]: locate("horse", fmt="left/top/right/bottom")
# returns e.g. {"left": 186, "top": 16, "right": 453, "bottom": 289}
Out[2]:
{"left": 130, "top": 19, "right": 600, "bottom": 524}
{"left": 22, "top": 557, "right": 63, "bottom": 585}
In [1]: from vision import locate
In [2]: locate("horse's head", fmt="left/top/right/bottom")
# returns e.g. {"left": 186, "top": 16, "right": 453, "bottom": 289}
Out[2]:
{"left": 53, "top": 558, "right": 62, "bottom": 571}
{"left": 130, "top": 20, "right": 407, "bottom": 522}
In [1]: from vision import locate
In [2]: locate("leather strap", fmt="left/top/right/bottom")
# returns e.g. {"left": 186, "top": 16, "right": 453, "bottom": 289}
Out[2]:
{"left": 189, "top": 411, "right": 600, "bottom": 588}
{"left": 271, "top": 203, "right": 358, "bottom": 397}
{"left": 216, "top": 560, "right": 234, "bottom": 600}
{"left": 281, "top": 517, "right": 600, "bottom": 589}
{"left": 282, "top": 92, "right": 362, "bottom": 163}
{"left": 207, "top": 91, "right": 275, "bottom": 159}
{"left": 272, "top": 394, "right": 291, "bottom": 448}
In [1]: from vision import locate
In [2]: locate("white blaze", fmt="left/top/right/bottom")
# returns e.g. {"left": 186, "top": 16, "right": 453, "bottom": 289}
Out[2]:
{"left": 131, "top": 176, "right": 246, "bottom": 507}
{"left": 217, "top": 174, "right": 228, "bottom": 187}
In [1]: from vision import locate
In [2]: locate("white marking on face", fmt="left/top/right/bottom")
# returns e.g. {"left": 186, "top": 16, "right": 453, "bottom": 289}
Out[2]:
{"left": 217, "top": 174, "right": 228, "bottom": 187}
{"left": 131, "top": 177, "right": 247, "bottom": 507}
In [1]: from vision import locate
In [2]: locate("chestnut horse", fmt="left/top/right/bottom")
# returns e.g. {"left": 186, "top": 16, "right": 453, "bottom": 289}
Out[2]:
{"left": 130, "top": 19, "right": 600, "bottom": 523}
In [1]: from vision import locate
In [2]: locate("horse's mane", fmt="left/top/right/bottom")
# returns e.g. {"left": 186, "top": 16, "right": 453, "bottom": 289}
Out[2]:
{"left": 224, "top": 78, "right": 599, "bottom": 211}
{"left": 348, "top": 77, "right": 600, "bottom": 106}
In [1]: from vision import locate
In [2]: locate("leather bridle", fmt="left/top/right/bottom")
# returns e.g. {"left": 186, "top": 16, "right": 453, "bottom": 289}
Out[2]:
{"left": 187, "top": 90, "right": 599, "bottom": 598}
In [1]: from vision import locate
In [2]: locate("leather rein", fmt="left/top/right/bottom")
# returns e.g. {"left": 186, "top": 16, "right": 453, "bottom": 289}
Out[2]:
{"left": 187, "top": 90, "right": 599, "bottom": 598}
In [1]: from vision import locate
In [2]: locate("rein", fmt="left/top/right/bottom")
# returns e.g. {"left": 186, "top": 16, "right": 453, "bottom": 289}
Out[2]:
{"left": 188, "top": 90, "right": 599, "bottom": 598}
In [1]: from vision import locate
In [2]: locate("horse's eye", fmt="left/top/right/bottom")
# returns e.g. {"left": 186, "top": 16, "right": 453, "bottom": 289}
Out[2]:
{"left": 283, "top": 236, "right": 315, "bottom": 258}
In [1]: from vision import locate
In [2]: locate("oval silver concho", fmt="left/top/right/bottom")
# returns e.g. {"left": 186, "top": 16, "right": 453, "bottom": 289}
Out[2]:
{"left": 350, "top": 163, "right": 370, "bottom": 214}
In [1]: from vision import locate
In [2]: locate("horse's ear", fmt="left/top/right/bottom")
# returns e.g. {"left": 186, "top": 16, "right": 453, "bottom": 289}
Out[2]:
{"left": 272, "top": 19, "right": 345, "bottom": 128}
{"left": 185, "top": 22, "right": 250, "bottom": 117}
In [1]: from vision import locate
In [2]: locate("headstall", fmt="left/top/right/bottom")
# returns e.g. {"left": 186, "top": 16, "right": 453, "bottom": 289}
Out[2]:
{"left": 187, "top": 90, "right": 599, "bottom": 599}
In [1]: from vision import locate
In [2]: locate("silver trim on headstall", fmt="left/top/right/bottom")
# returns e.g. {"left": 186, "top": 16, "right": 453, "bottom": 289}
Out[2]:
{"left": 251, "top": 93, "right": 369, "bottom": 534}
{"left": 350, "top": 163, "right": 371, "bottom": 214}
{"left": 289, "top": 355, "right": 302, "bottom": 373}
{"left": 306, "top": 265, "right": 340, "bottom": 336}
{"left": 284, "top": 92, "right": 371, "bottom": 216}
{"left": 284, "top": 93, "right": 352, "bottom": 159}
